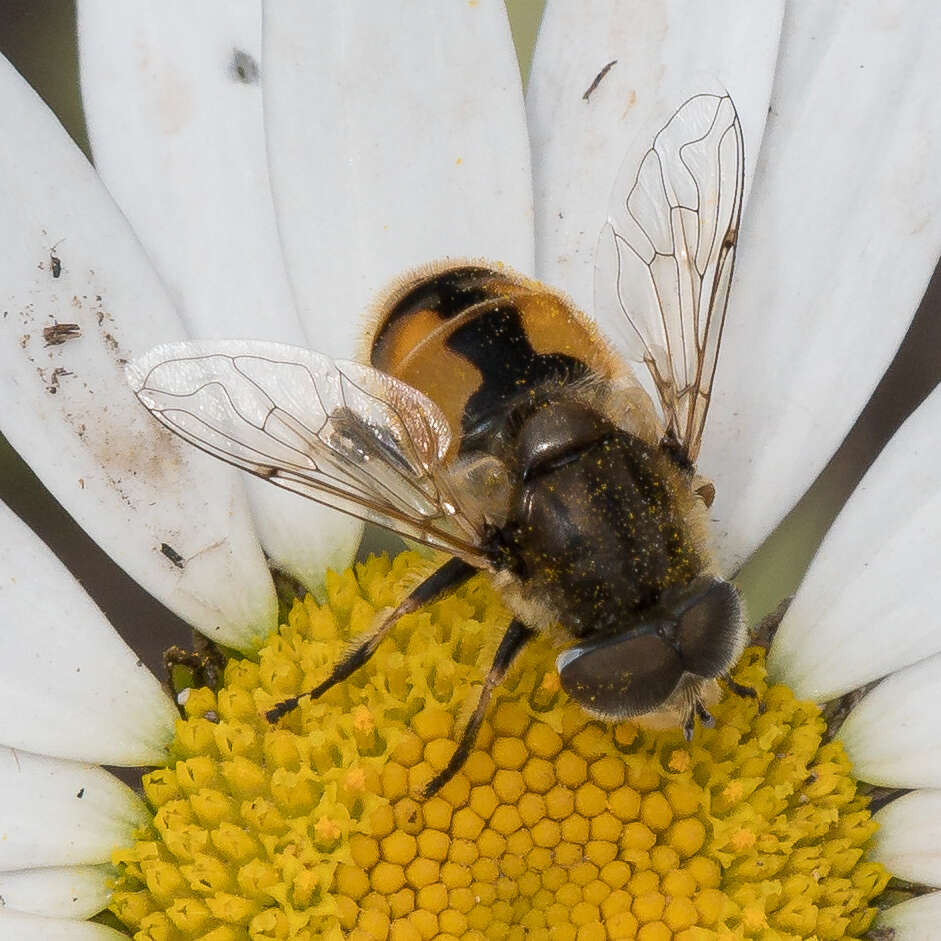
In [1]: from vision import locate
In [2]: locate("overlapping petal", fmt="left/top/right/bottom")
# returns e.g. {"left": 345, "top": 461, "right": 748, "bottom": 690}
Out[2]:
{"left": 262, "top": 0, "right": 535, "bottom": 331}
{"left": 528, "top": 0, "right": 782, "bottom": 316}
{"left": 78, "top": 1, "right": 361, "bottom": 592}
{"left": 837, "top": 650, "right": 941, "bottom": 788}
{"left": 876, "top": 892, "right": 941, "bottom": 940}
{"left": 0, "top": 53, "right": 277, "bottom": 651}
{"left": 702, "top": 0, "right": 941, "bottom": 571}
{"left": 872, "top": 790, "right": 941, "bottom": 887}
{"left": 0, "top": 866, "right": 112, "bottom": 920}
{"left": 769, "top": 383, "right": 941, "bottom": 700}
{"left": 0, "top": 502, "right": 175, "bottom": 765}
{"left": 0, "top": 912, "right": 126, "bottom": 940}
{"left": 78, "top": 3, "right": 299, "bottom": 341}
{"left": 0, "top": 748, "right": 148, "bottom": 870}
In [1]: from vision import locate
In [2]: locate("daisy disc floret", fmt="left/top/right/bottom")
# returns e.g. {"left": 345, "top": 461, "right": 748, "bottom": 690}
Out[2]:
{"left": 111, "top": 552, "right": 888, "bottom": 941}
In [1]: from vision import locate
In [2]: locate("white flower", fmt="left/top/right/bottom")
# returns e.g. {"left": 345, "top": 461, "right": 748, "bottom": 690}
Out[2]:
{"left": 0, "top": 2, "right": 939, "bottom": 938}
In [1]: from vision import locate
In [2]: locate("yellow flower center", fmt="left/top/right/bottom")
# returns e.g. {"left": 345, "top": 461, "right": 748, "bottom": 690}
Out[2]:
{"left": 111, "top": 552, "right": 889, "bottom": 940}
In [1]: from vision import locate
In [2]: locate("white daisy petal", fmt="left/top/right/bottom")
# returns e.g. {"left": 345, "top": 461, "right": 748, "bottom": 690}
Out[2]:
{"left": 874, "top": 892, "right": 941, "bottom": 941}
{"left": 78, "top": 2, "right": 300, "bottom": 340}
{"left": 0, "top": 53, "right": 277, "bottom": 651}
{"left": 241, "top": 484, "right": 361, "bottom": 600}
{"left": 527, "top": 0, "right": 782, "bottom": 314}
{"left": 871, "top": 790, "right": 941, "bottom": 888}
{"left": 0, "top": 911, "right": 126, "bottom": 940}
{"left": 768, "top": 384, "right": 941, "bottom": 700}
{"left": 0, "top": 865, "right": 112, "bottom": 919}
{"left": 263, "top": 0, "right": 535, "bottom": 349}
{"left": 0, "top": 749, "right": 148, "bottom": 870}
{"left": 701, "top": 1, "right": 941, "bottom": 570}
{"left": 77, "top": 1, "right": 361, "bottom": 599}
{"left": 0, "top": 502, "right": 175, "bottom": 766}
{"left": 837, "top": 652, "right": 941, "bottom": 789}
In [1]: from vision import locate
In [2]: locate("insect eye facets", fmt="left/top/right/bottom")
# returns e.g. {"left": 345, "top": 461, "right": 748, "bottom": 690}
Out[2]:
{"left": 110, "top": 553, "right": 889, "bottom": 940}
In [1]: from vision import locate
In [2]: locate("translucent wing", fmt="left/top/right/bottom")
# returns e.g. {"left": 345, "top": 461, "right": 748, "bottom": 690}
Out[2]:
{"left": 596, "top": 93, "right": 744, "bottom": 465}
{"left": 127, "top": 340, "right": 489, "bottom": 564}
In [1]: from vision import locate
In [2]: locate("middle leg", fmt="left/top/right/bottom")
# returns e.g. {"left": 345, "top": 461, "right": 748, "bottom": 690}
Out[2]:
{"left": 423, "top": 618, "right": 535, "bottom": 798}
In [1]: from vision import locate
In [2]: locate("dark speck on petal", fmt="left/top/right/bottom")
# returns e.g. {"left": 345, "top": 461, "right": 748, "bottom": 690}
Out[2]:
{"left": 230, "top": 49, "right": 259, "bottom": 84}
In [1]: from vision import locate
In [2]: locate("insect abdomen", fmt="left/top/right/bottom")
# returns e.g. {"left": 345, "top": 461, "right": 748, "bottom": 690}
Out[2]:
{"left": 370, "top": 265, "right": 616, "bottom": 449}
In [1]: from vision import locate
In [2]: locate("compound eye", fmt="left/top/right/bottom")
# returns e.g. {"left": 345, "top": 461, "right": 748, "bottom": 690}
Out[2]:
{"left": 673, "top": 577, "right": 744, "bottom": 678}
{"left": 556, "top": 625, "right": 683, "bottom": 719}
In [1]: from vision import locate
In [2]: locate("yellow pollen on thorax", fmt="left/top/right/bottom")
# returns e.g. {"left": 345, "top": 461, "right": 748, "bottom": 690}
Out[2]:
{"left": 110, "top": 551, "right": 890, "bottom": 941}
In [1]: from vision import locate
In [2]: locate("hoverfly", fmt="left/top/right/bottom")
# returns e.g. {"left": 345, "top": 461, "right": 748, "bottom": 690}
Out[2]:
{"left": 129, "top": 93, "right": 749, "bottom": 797}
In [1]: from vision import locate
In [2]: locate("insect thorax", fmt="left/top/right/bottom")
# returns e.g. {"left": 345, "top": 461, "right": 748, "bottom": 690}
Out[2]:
{"left": 497, "top": 396, "right": 706, "bottom": 640}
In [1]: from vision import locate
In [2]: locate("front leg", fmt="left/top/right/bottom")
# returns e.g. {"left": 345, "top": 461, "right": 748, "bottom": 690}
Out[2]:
{"left": 266, "top": 557, "right": 477, "bottom": 721}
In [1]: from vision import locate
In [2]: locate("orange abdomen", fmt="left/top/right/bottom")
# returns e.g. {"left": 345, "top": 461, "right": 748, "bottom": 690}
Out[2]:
{"left": 370, "top": 264, "right": 615, "bottom": 449}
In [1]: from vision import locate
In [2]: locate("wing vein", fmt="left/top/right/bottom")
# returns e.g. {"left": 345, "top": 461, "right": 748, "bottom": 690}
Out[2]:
{"left": 598, "top": 92, "right": 744, "bottom": 464}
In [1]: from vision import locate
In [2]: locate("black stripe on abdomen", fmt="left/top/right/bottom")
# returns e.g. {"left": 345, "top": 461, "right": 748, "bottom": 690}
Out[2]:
{"left": 445, "top": 305, "right": 588, "bottom": 445}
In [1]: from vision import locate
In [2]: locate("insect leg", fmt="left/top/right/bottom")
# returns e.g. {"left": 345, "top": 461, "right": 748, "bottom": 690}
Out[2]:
{"left": 266, "top": 557, "right": 477, "bottom": 722}
{"left": 695, "top": 698, "right": 716, "bottom": 727}
{"left": 724, "top": 674, "right": 764, "bottom": 714}
{"left": 725, "top": 676, "right": 758, "bottom": 699}
{"left": 683, "top": 696, "right": 716, "bottom": 742}
{"left": 423, "top": 618, "right": 535, "bottom": 798}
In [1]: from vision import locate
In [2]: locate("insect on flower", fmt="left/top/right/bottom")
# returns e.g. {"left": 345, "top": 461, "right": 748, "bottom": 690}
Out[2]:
{"left": 128, "top": 92, "right": 752, "bottom": 797}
